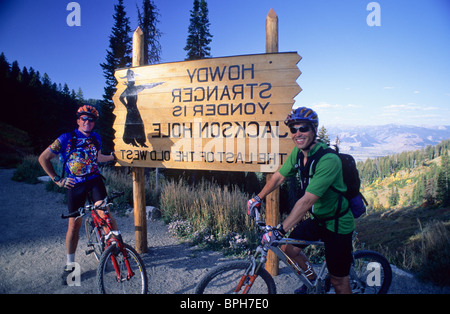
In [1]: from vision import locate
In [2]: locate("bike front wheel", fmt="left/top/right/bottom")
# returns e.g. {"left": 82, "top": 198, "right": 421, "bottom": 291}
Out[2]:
{"left": 97, "top": 243, "right": 148, "bottom": 294}
{"left": 195, "top": 260, "right": 277, "bottom": 294}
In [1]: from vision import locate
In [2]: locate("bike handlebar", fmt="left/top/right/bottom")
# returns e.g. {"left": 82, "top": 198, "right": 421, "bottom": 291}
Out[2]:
{"left": 253, "top": 208, "right": 274, "bottom": 232}
{"left": 61, "top": 191, "right": 124, "bottom": 219}
{"left": 61, "top": 211, "right": 81, "bottom": 219}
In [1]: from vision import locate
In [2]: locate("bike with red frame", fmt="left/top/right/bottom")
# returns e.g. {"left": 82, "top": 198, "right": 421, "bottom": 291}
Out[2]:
{"left": 62, "top": 191, "right": 148, "bottom": 294}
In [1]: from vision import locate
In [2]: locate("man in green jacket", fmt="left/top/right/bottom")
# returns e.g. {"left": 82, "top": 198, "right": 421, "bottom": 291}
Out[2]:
{"left": 248, "top": 107, "right": 354, "bottom": 294}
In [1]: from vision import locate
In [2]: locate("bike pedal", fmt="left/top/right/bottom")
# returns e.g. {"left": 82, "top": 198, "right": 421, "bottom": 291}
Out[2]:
{"left": 85, "top": 249, "right": 94, "bottom": 255}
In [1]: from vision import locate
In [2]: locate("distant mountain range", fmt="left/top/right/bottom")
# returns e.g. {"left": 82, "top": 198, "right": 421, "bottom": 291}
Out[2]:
{"left": 326, "top": 124, "right": 450, "bottom": 161}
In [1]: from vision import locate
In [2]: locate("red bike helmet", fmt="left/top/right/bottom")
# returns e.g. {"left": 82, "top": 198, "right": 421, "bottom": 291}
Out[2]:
{"left": 77, "top": 105, "right": 99, "bottom": 121}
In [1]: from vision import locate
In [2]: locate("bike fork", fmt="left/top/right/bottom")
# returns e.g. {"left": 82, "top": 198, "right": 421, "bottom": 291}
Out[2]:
{"left": 234, "top": 274, "right": 258, "bottom": 294}
{"left": 109, "top": 241, "right": 135, "bottom": 283}
{"left": 234, "top": 255, "right": 263, "bottom": 294}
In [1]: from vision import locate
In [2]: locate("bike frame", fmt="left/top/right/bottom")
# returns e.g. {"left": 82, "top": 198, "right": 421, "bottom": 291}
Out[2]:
{"left": 273, "top": 238, "right": 327, "bottom": 291}
{"left": 201, "top": 209, "right": 389, "bottom": 295}
{"left": 66, "top": 197, "right": 136, "bottom": 283}
{"left": 89, "top": 204, "right": 136, "bottom": 282}
{"left": 236, "top": 238, "right": 328, "bottom": 294}
{"left": 238, "top": 235, "right": 372, "bottom": 295}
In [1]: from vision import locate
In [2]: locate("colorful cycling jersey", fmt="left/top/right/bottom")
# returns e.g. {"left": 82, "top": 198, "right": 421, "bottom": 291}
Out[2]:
{"left": 48, "top": 129, "right": 101, "bottom": 184}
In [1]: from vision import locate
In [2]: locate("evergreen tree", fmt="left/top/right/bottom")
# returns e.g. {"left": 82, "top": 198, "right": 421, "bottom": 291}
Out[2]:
{"left": 75, "top": 87, "right": 84, "bottom": 103}
{"left": 333, "top": 135, "right": 341, "bottom": 151}
{"left": 99, "top": 0, "right": 133, "bottom": 153}
{"left": 0, "top": 52, "right": 80, "bottom": 152}
{"left": 0, "top": 53, "right": 10, "bottom": 80}
{"left": 137, "top": 0, "right": 162, "bottom": 65}
{"left": 184, "top": 0, "right": 213, "bottom": 60}
{"left": 317, "top": 126, "right": 330, "bottom": 146}
{"left": 425, "top": 177, "right": 436, "bottom": 206}
{"left": 10, "top": 61, "right": 20, "bottom": 81}
{"left": 388, "top": 186, "right": 400, "bottom": 207}
{"left": 42, "top": 73, "right": 52, "bottom": 87}
{"left": 436, "top": 151, "right": 449, "bottom": 206}
{"left": 62, "top": 83, "right": 70, "bottom": 97}
{"left": 21, "top": 67, "right": 30, "bottom": 85}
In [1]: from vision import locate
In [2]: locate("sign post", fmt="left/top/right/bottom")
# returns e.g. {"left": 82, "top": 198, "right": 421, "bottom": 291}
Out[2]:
{"left": 265, "top": 8, "right": 280, "bottom": 276}
{"left": 131, "top": 26, "right": 148, "bottom": 254}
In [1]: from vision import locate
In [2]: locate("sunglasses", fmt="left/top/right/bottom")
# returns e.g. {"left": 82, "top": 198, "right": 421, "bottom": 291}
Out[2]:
{"left": 290, "top": 125, "right": 311, "bottom": 134}
{"left": 81, "top": 116, "right": 95, "bottom": 122}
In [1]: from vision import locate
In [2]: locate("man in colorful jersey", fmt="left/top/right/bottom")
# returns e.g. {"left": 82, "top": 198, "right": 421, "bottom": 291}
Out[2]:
{"left": 247, "top": 107, "right": 354, "bottom": 294}
{"left": 39, "top": 105, "right": 116, "bottom": 283}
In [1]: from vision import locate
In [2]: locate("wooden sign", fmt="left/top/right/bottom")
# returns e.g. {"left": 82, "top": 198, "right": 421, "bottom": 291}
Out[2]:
{"left": 112, "top": 52, "right": 301, "bottom": 172}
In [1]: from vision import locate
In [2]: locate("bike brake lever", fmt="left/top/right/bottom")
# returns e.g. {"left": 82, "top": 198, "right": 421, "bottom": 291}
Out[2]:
{"left": 256, "top": 220, "right": 266, "bottom": 228}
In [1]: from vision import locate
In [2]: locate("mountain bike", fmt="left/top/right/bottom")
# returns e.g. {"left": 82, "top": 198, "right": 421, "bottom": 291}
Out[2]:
{"left": 62, "top": 191, "right": 148, "bottom": 294}
{"left": 195, "top": 210, "right": 392, "bottom": 294}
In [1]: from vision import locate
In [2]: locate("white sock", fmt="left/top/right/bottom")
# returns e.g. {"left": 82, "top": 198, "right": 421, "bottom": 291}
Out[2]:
{"left": 67, "top": 253, "right": 75, "bottom": 265}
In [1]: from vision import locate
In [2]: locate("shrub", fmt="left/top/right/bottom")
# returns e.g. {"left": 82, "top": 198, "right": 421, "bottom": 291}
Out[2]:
{"left": 408, "top": 220, "right": 450, "bottom": 286}
{"left": 160, "top": 179, "right": 260, "bottom": 254}
{"left": 12, "top": 155, "right": 46, "bottom": 184}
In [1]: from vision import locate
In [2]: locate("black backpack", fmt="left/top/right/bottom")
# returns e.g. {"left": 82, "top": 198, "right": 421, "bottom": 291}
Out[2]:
{"left": 296, "top": 146, "right": 368, "bottom": 224}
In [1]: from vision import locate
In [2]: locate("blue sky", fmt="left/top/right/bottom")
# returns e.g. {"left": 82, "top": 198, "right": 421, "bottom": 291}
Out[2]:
{"left": 1, "top": 0, "right": 449, "bottom": 127}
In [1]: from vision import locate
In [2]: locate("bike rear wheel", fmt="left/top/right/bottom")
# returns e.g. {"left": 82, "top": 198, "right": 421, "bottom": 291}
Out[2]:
{"left": 97, "top": 243, "right": 148, "bottom": 294}
{"left": 325, "top": 250, "right": 392, "bottom": 294}
{"left": 195, "top": 260, "right": 276, "bottom": 294}
{"left": 350, "top": 250, "right": 392, "bottom": 294}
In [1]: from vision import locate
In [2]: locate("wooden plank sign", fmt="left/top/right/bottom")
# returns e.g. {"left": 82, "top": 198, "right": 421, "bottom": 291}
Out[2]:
{"left": 112, "top": 52, "right": 301, "bottom": 172}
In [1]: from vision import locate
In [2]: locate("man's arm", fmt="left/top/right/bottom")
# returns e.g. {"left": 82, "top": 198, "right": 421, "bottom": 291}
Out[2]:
{"left": 282, "top": 192, "right": 319, "bottom": 231}
{"left": 97, "top": 150, "right": 115, "bottom": 163}
{"left": 257, "top": 171, "right": 286, "bottom": 199}
{"left": 38, "top": 148, "right": 75, "bottom": 188}
{"left": 38, "top": 149, "right": 59, "bottom": 180}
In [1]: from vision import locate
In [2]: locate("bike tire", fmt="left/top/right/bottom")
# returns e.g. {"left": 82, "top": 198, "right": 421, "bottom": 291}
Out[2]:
{"left": 325, "top": 249, "right": 393, "bottom": 294}
{"left": 195, "top": 260, "right": 277, "bottom": 294}
{"left": 85, "top": 217, "right": 103, "bottom": 262}
{"left": 97, "top": 243, "right": 148, "bottom": 294}
{"left": 351, "top": 250, "right": 392, "bottom": 294}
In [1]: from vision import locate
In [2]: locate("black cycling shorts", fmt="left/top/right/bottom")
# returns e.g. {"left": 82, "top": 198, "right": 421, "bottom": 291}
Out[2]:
{"left": 66, "top": 176, "right": 107, "bottom": 214}
{"left": 289, "top": 218, "right": 353, "bottom": 277}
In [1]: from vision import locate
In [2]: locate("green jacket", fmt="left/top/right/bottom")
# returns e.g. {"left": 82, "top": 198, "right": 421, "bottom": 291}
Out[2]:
{"left": 279, "top": 142, "right": 355, "bottom": 234}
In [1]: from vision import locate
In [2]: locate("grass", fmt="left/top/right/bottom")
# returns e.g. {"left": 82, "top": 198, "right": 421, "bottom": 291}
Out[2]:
{"left": 159, "top": 179, "right": 260, "bottom": 255}
{"left": 409, "top": 220, "right": 450, "bottom": 286}
{"left": 11, "top": 155, "right": 46, "bottom": 184}
{"left": 0, "top": 122, "right": 34, "bottom": 168}
{"left": 355, "top": 205, "right": 450, "bottom": 286}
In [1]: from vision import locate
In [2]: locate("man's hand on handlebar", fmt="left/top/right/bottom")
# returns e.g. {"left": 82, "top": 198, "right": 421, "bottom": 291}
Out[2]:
{"left": 261, "top": 224, "right": 286, "bottom": 246}
{"left": 247, "top": 195, "right": 262, "bottom": 219}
